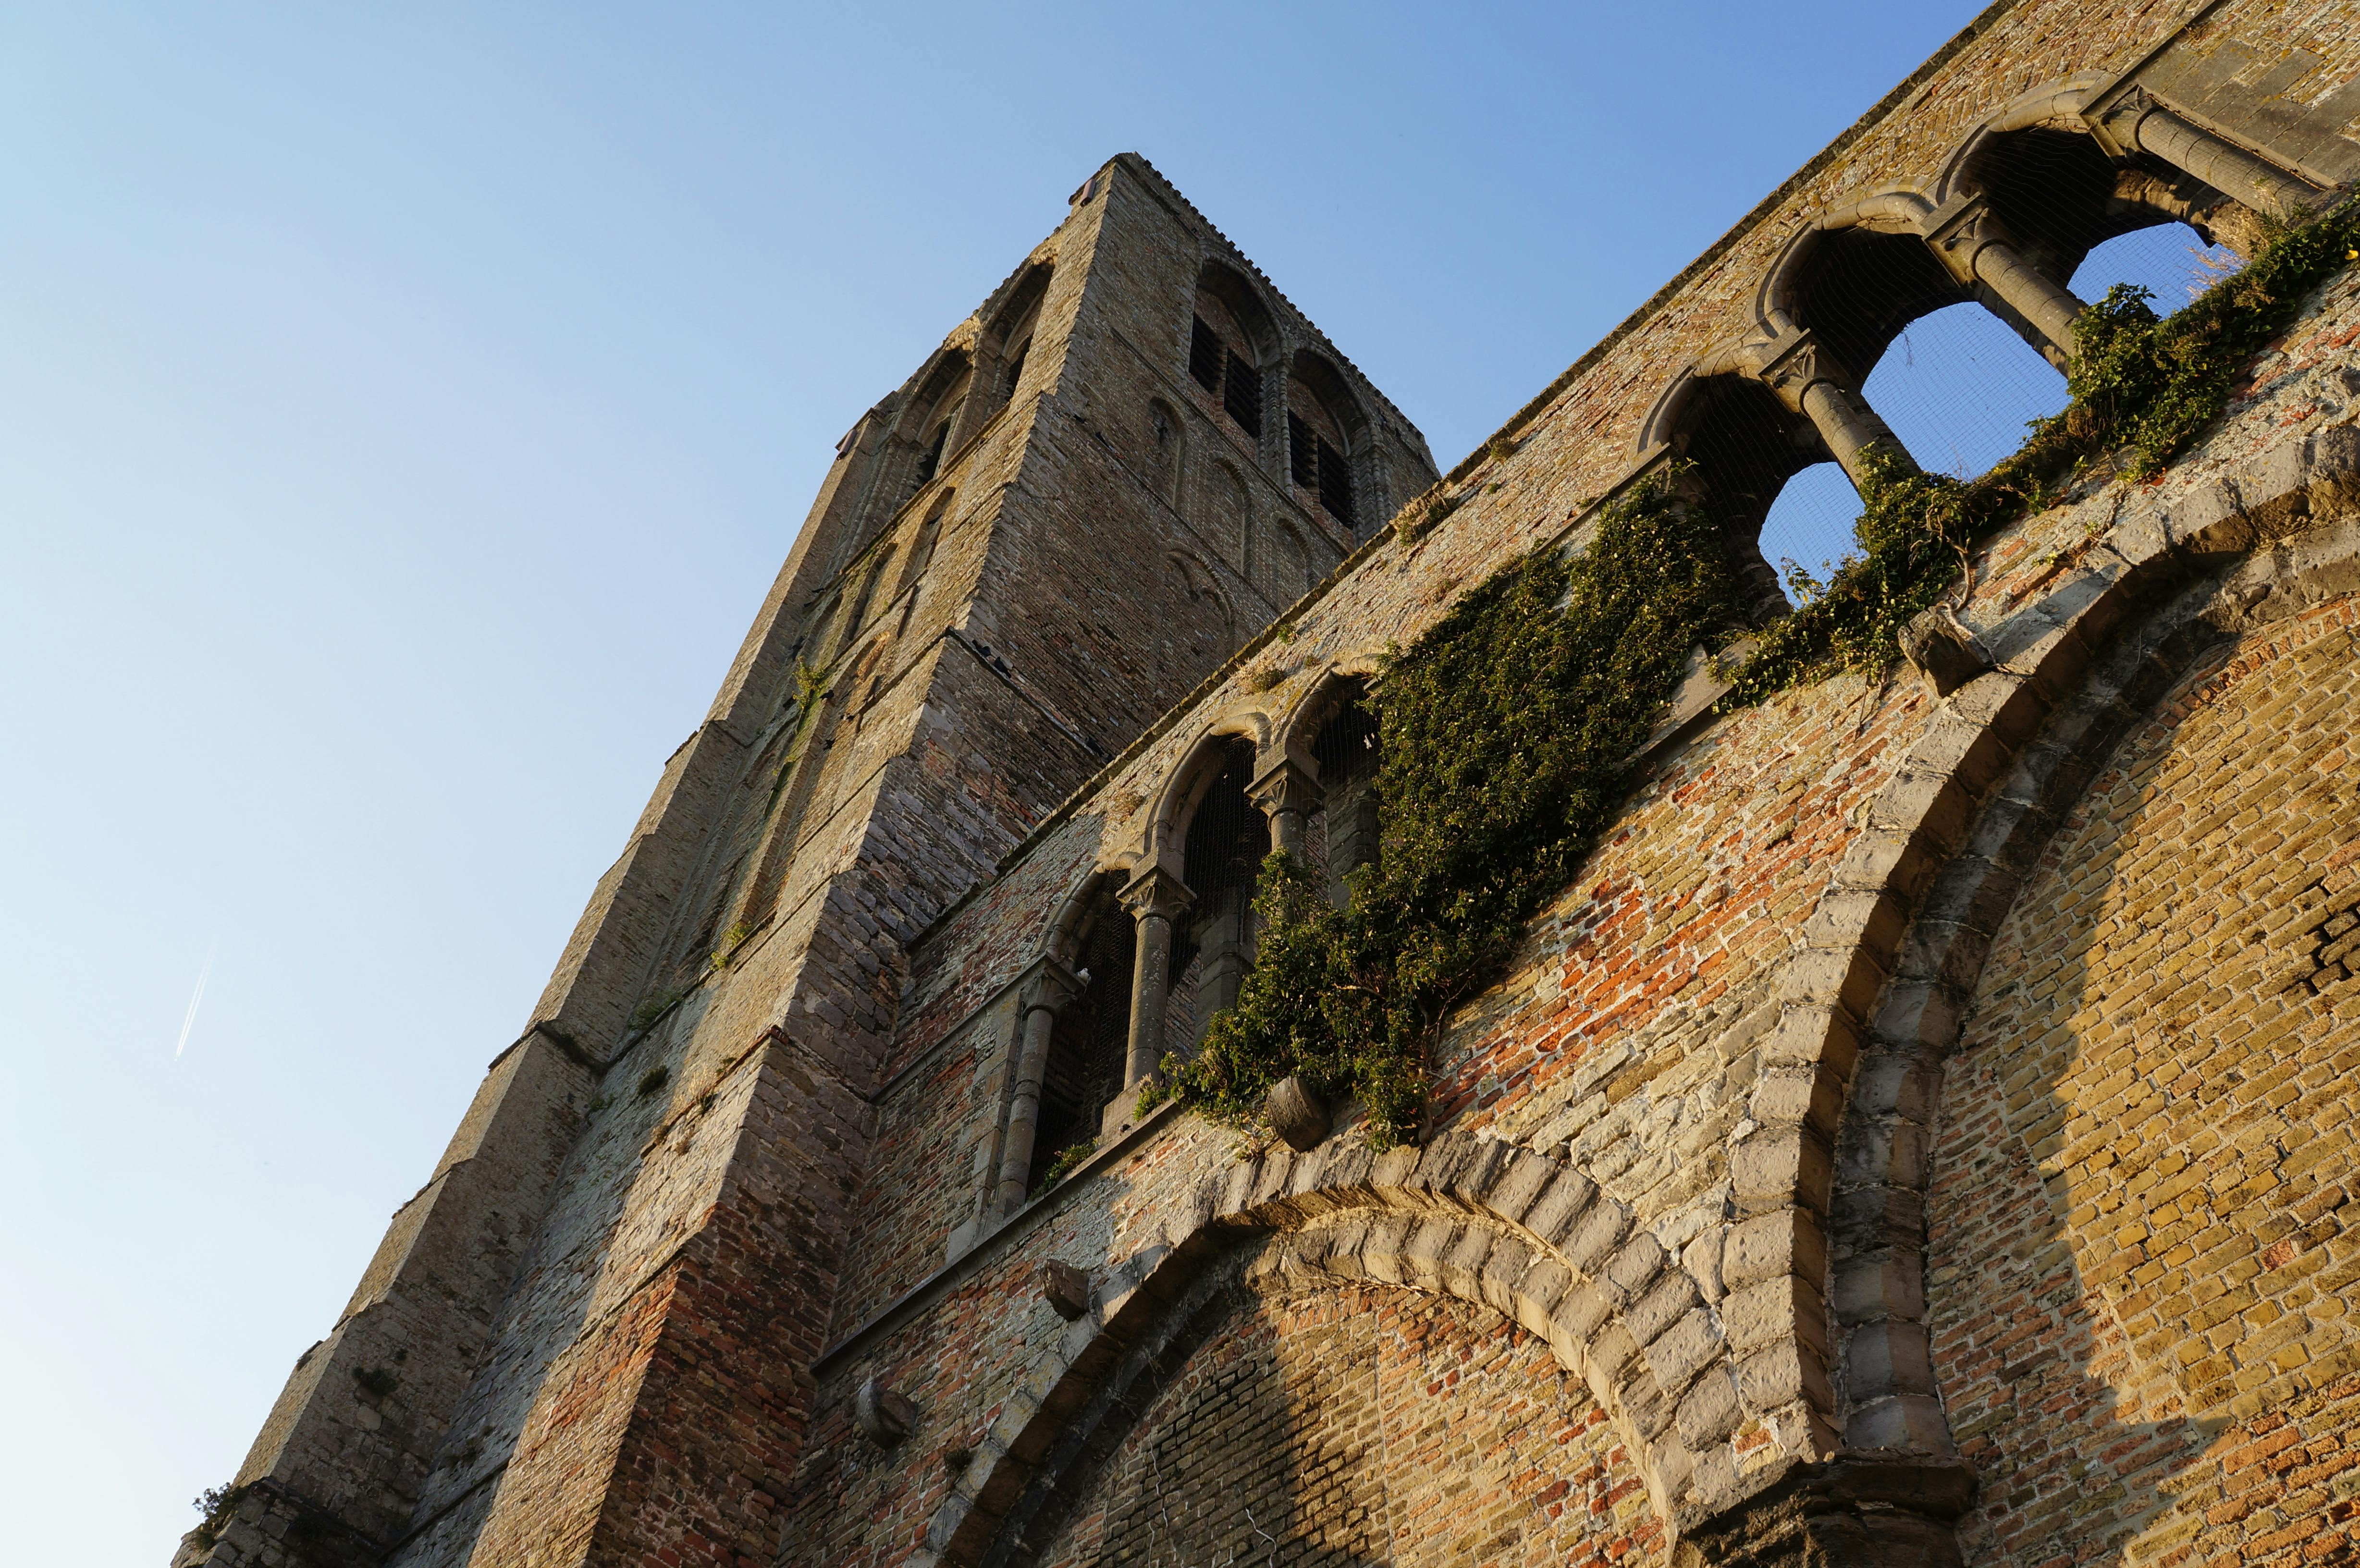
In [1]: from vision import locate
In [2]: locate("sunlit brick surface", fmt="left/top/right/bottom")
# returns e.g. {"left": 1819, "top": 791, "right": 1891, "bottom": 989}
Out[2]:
{"left": 1936, "top": 600, "right": 2360, "bottom": 1565}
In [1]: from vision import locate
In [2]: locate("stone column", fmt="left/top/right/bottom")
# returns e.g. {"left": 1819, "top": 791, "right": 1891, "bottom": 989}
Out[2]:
{"left": 1247, "top": 759, "right": 1320, "bottom": 858}
{"left": 1922, "top": 194, "right": 2086, "bottom": 368}
{"left": 993, "top": 962, "right": 1077, "bottom": 1216}
{"left": 1758, "top": 329, "right": 1908, "bottom": 488}
{"left": 2088, "top": 86, "right": 2321, "bottom": 222}
{"left": 1118, "top": 867, "right": 1193, "bottom": 1093}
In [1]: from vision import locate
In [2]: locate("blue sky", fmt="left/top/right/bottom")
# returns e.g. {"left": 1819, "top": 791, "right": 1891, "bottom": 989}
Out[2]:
{"left": 0, "top": 3, "right": 2226, "bottom": 1560}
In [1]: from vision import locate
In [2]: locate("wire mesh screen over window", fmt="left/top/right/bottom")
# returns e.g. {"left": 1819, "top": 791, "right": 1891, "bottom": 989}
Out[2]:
{"left": 1032, "top": 900, "right": 1134, "bottom": 1193}
{"left": 1189, "top": 316, "right": 1262, "bottom": 437}
{"left": 1754, "top": 217, "right": 2248, "bottom": 592}
{"left": 1312, "top": 698, "right": 1380, "bottom": 902}
{"left": 1173, "top": 746, "right": 1263, "bottom": 977}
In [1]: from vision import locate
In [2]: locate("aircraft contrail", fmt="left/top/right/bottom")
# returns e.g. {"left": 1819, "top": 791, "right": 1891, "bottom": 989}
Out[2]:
{"left": 175, "top": 943, "right": 217, "bottom": 1058}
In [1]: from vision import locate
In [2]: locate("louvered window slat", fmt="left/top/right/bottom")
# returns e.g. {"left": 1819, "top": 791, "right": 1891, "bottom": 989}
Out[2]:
{"left": 1222, "top": 349, "right": 1262, "bottom": 436}
{"left": 1188, "top": 317, "right": 1225, "bottom": 392}
{"left": 1317, "top": 437, "right": 1354, "bottom": 527}
{"left": 1288, "top": 413, "right": 1316, "bottom": 488}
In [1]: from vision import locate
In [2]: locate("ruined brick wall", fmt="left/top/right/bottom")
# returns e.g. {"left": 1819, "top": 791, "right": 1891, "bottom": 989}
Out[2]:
{"left": 182, "top": 2, "right": 2360, "bottom": 1566}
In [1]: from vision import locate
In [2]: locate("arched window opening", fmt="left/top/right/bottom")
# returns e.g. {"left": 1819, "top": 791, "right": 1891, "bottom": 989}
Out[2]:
{"left": 847, "top": 546, "right": 898, "bottom": 634}
{"left": 1788, "top": 227, "right": 1970, "bottom": 400}
{"left": 1861, "top": 302, "right": 2066, "bottom": 481}
{"left": 1676, "top": 373, "right": 1819, "bottom": 619}
{"left": 1171, "top": 741, "right": 1265, "bottom": 1056}
{"left": 1758, "top": 464, "right": 1868, "bottom": 600}
{"left": 1258, "top": 520, "right": 1313, "bottom": 608}
{"left": 892, "top": 490, "right": 954, "bottom": 616}
{"left": 1960, "top": 123, "right": 2265, "bottom": 280}
{"left": 1190, "top": 263, "right": 1278, "bottom": 446}
{"left": 1285, "top": 355, "right": 1366, "bottom": 533}
{"left": 902, "top": 353, "right": 971, "bottom": 499}
{"left": 1189, "top": 296, "right": 1263, "bottom": 437}
{"left": 985, "top": 262, "right": 1052, "bottom": 412}
{"left": 1310, "top": 692, "right": 1380, "bottom": 908}
{"left": 2069, "top": 220, "right": 2243, "bottom": 315}
{"left": 1753, "top": 299, "right": 2072, "bottom": 595}
{"left": 1031, "top": 890, "right": 1134, "bottom": 1194}
{"left": 911, "top": 421, "right": 950, "bottom": 489}
{"left": 1958, "top": 125, "right": 2129, "bottom": 287}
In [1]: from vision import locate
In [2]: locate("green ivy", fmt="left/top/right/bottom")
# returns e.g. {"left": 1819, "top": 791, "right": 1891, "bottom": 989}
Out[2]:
{"left": 1171, "top": 469, "right": 1745, "bottom": 1145}
{"left": 1168, "top": 201, "right": 2360, "bottom": 1147}
{"left": 1732, "top": 199, "right": 2360, "bottom": 698}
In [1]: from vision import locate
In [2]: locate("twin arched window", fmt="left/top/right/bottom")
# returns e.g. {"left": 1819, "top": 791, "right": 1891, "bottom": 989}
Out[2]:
{"left": 1011, "top": 686, "right": 1383, "bottom": 1201}
{"left": 1657, "top": 96, "right": 2285, "bottom": 615}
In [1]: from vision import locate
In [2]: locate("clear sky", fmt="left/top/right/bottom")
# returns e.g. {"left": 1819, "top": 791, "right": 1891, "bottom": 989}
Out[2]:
{"left": 0, "top": 3, "right": 2228, "bottom": 1561}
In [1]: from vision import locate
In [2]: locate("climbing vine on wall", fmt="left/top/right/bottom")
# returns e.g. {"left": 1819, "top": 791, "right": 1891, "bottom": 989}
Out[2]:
{"left": 1168, "top": 468, "right": 1745, "bottom": 1145}
{"left": 1167, "top": 200, "right": 2360, "bottom": 1147}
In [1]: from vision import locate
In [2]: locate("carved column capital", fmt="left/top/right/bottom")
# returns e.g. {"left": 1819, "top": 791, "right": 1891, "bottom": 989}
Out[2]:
{"left": 1018, "top": 958, "right": 1080, "bottom": 1019}
{"left": 1755, "top": 328, "right": 1855, "bottom": 417}
{"left": 1247, "top": 759, "right": 1321, "bottom": 820}
{"left": 1919, "top": 191, "right": 2003, "bottom": 287}
{"left": 2080, "top": 82, "right": 2155, "bottom": 161}
{"left": 1119, "top": 864, "right": 1195, "bottom": 924}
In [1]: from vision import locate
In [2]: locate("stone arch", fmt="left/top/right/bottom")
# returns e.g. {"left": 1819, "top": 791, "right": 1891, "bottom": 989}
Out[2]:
{"left": 1288, "top": 348, "right": 1371, "bottom": 534}
{"left": 1268, "top": 657, "right": 1382, "bottom": 775}
{"left": 1259, "top": 516, "right": 1314, "bottom": 607}
{"left": 1045, "top": 865, "right": 1124, "bottom": 969}
{"left": 1162, "top": 548, "right": 1234, "bottom": 656}
{"left": 1207, "top": 459, "right": 1252, "bottom": 579}
{"left": 1190, "top": 259, "right": 1278, "bottom": 466}
{"left": 982, "top": 258, "right": 1053, "bottom": 408}
{"left": 1631, "top": 63, "right": 2334, "bottom": 588}
{"left": 894, "top": 347, "right": 974, "bottom": 505}
{"left": 1193, "top": 257, "right": 1281, "bottom": 364}
{"left": 1142, "top": 719, "right": 1277, "bottom": 874}
{"left": 1935, "top": 74, "right": 2275, "bottom": 262}
{"left": 1269, "top": 660, "right": 1388, "bottom": 903}
{"left": 1653, "top": 422, "right": 2360, "bottom": 1565}
{"left": 890, "top": 487, "right": 956, "bottom": 615}
{"left": 1635, "top": 368, "right": 1821, "bottom": 622}
{"left": 909, "top": 1130, "right": 1759, "bottom": 1567}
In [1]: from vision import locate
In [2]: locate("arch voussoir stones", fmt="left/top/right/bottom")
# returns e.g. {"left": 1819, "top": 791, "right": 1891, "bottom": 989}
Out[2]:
{"left": 1715, "top": 422, "right": 2360, "bottom": 1550}
{"left": 910, "top": 1129, "right": 1802, "bottom": 1565}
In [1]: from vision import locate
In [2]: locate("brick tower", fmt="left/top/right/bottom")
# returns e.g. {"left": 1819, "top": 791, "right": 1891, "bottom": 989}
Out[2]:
{"left": 178, "top": 154, "right": 1437, "bottom": 1568}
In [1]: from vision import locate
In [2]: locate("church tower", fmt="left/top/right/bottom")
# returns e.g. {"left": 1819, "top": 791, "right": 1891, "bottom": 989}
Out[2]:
{"left": 179, "top": 153, "right": 1436, "bottom": 1568}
